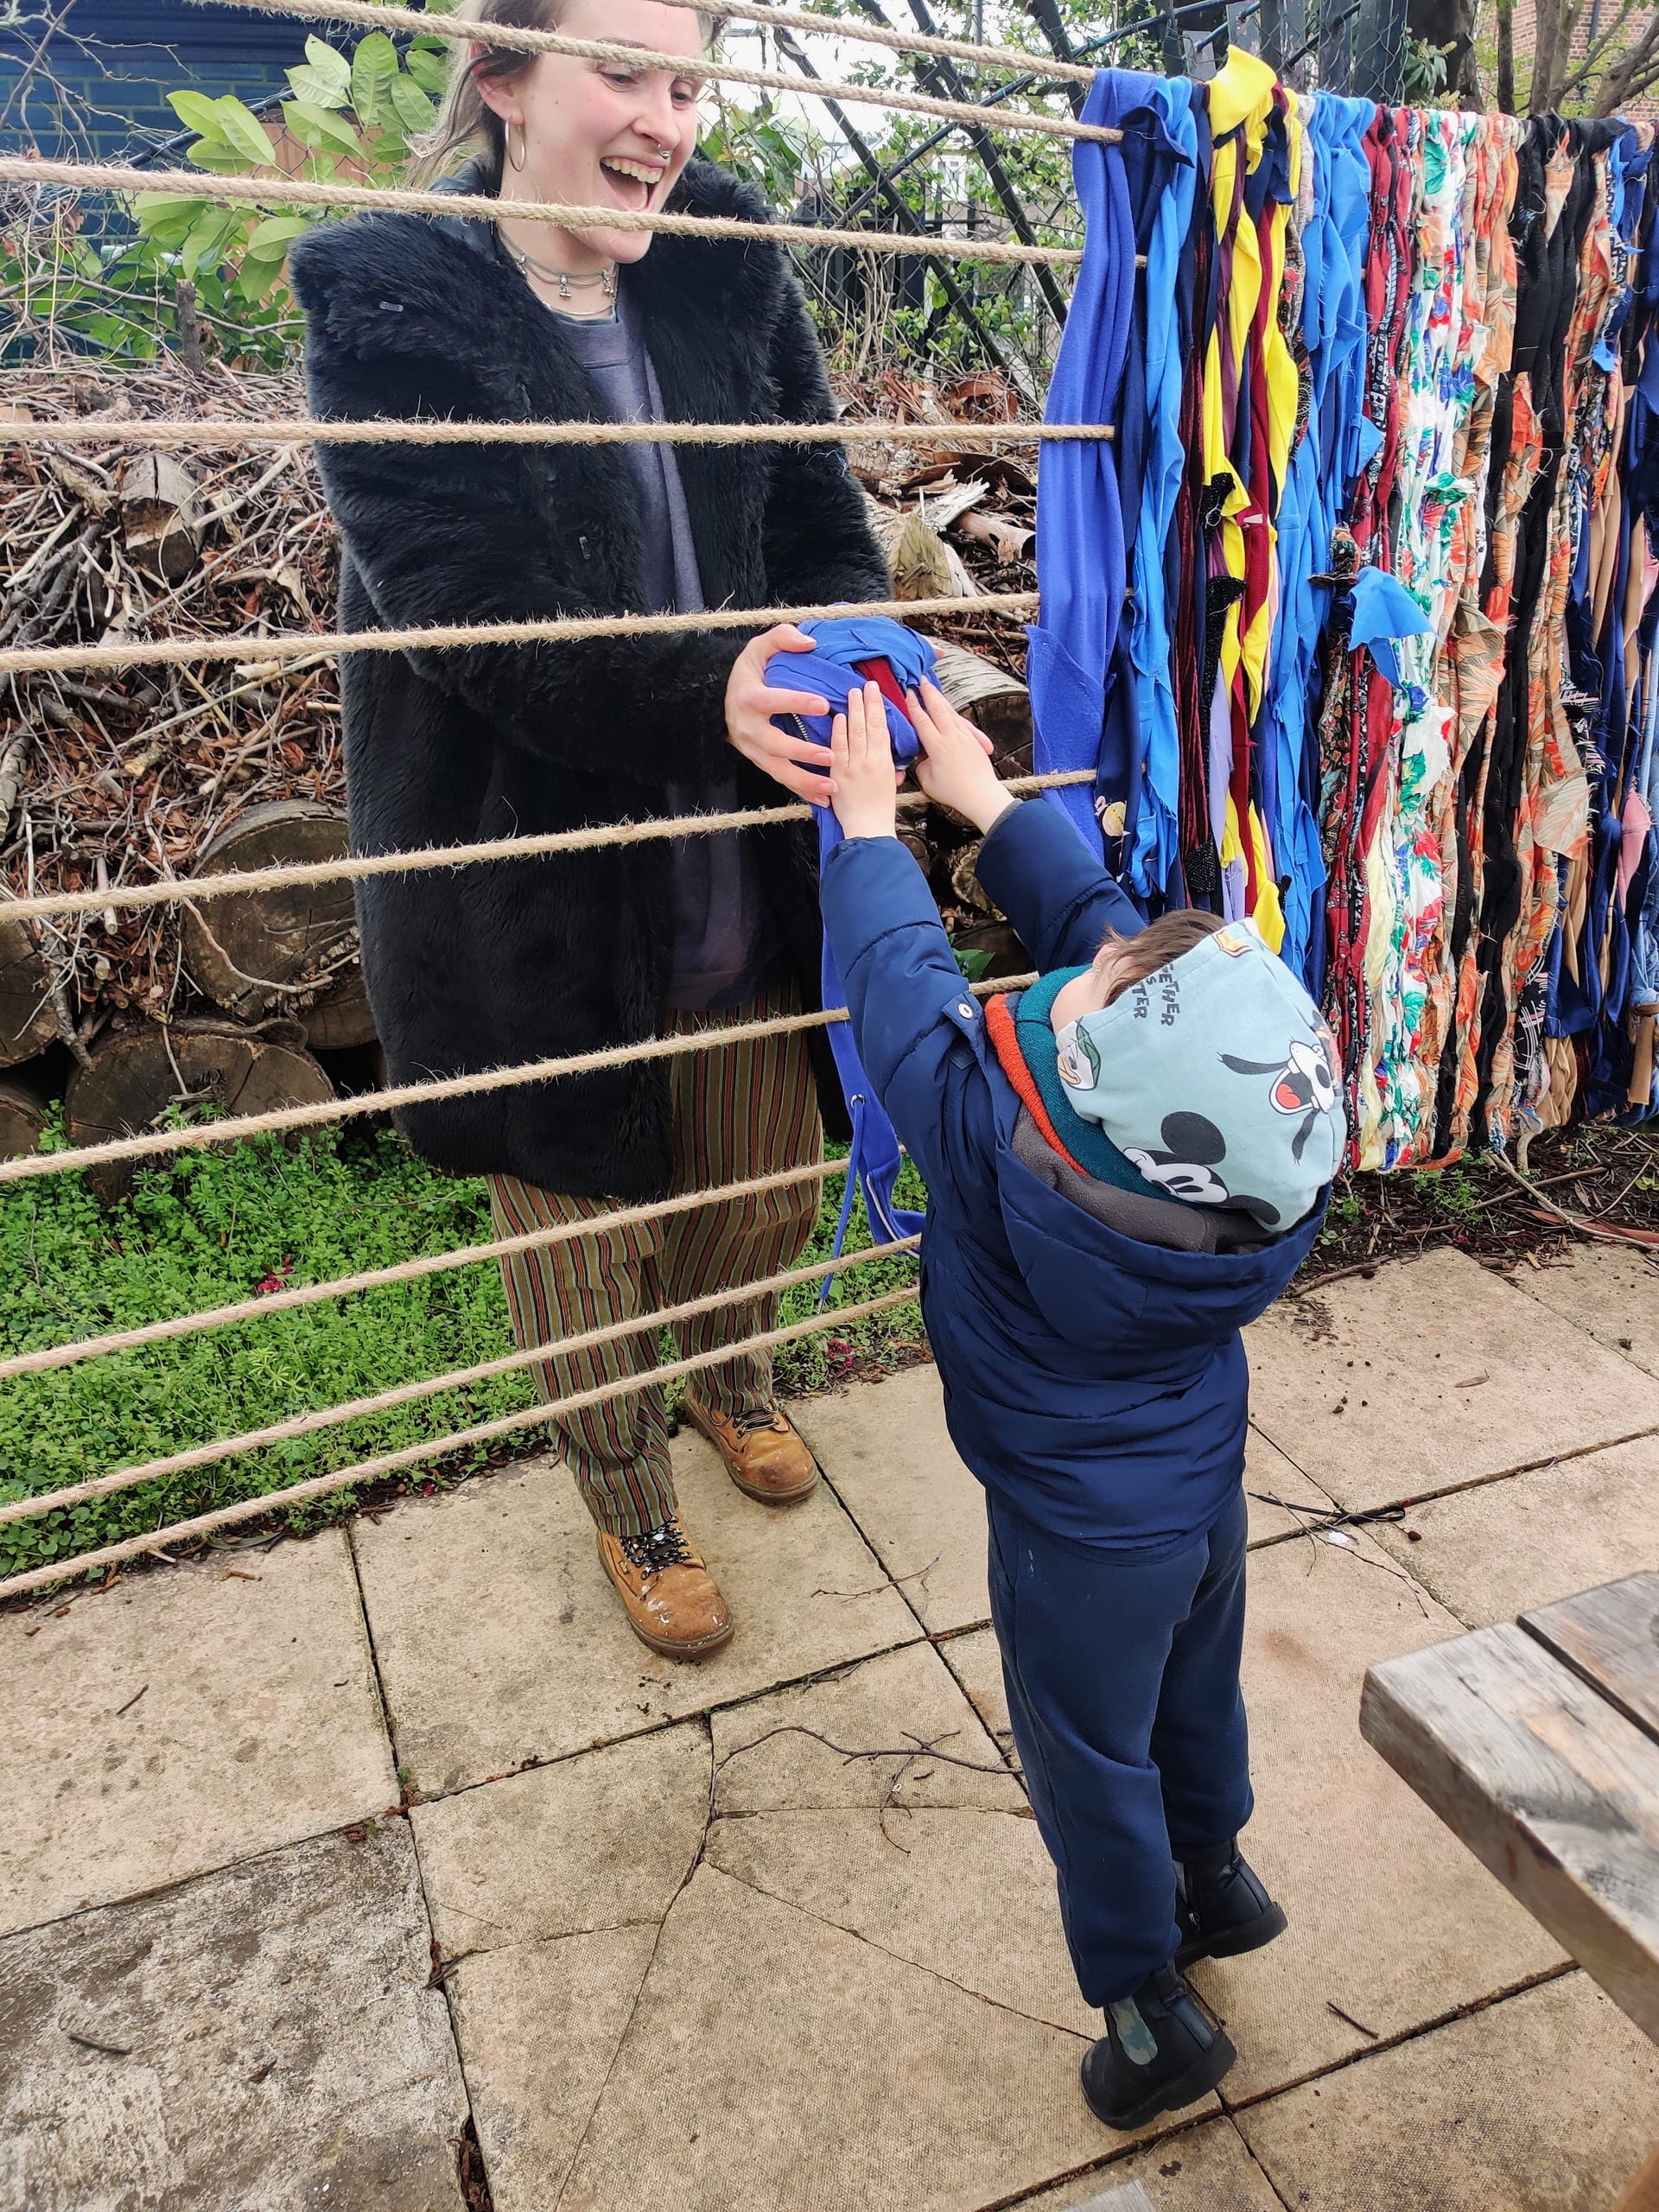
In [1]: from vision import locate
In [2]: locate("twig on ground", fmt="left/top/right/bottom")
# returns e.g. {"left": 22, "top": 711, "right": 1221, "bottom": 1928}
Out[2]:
{"left": 812, "top": 1550, "right": 940, "bottom": 1599}
{"left": 1491, "top": 1148, "right": 1659, "bottom": 1249}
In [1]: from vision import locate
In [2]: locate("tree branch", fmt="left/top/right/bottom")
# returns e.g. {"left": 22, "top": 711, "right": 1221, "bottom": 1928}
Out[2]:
{"left": 1547, "top": 0, "right": 1646, "bottom": 103}
{"left": 1592, "top": 10, "right": 1659, "bottom": 110}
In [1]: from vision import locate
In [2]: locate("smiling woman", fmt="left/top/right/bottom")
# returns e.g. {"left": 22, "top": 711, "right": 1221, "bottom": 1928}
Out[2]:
{"left": 286, "top": 0, "right": 892, "bottom": 1661}
{"left": 409, "top": 0, "right": 721, "bottom": 272}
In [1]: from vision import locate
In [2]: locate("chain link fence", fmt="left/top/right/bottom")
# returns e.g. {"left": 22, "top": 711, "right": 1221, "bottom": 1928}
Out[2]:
{"left": 1314, "top": 0, "right": 1412, "bottom": 99}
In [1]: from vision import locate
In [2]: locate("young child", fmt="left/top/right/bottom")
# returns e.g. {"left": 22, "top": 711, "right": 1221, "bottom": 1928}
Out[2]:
{"left": 817, "top": 677, "right": 1344, "bottom": 2130}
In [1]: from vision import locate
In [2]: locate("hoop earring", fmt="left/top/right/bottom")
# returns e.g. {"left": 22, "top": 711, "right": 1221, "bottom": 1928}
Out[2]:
{"left": 505, "top": 119, "right": 527, "bottom": 172}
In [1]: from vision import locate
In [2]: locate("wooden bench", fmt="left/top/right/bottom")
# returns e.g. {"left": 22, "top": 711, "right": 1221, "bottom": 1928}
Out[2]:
{"left": 1362, "top": 1570, "right": 1659, "bottom": 2210}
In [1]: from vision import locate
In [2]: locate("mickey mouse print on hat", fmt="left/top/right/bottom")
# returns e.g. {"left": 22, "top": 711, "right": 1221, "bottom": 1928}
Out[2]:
{"left": 1054, "top": 918, "right": 1346, "bottom": 1233}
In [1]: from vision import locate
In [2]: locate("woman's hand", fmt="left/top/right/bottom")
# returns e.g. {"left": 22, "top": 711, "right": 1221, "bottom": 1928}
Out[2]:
{"left": 724, "top": 625, "right": 835, "bottom": 805}
{"left": 907, "top": 679, "right": 1012, "bottom": 836}
{"left": 830, "top": 680, "right": 900, "bottom": 841}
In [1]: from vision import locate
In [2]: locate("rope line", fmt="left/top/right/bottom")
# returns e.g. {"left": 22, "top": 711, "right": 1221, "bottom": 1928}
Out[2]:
{"left": 0, "top": 588, "right": 1040, "bottom": 682}
{"left": 0, "top": 1234, "right": 919, "bottom": 1529}
{"left": 1, "top": 158, "right": 1090, "bottom": 264}
{"left": 223, "top": 0, "right": 1103, "bottom": 89}
{"left": 0, "top": 1156, "right": 857, "bottom": 1381}
{"left": 0, "top": 976, "right": 1037, "bottom": 1189}
{"left": 0, "top": 1285, "right": 919, "bottom": 1600}
{"left": 2, "top": 772, "right": 1091, "bottom": 927}
{"left": 1, "top": 416, "right": 1116, "bottom": 452}
{"left": 181, "top": 0, "right": 1116, "bottom": 142}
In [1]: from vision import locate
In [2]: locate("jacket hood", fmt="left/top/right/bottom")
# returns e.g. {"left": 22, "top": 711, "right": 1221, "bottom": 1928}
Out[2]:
{"left": 987, "top": 1074, "right": 1323, "bottom": 1373}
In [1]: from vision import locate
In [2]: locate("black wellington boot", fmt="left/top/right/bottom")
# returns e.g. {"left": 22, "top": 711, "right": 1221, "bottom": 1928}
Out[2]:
{"left": 1174, "top": 1841, "right": 1287, "bottom": 1970}
{"left": 1079, "top": 1963, "right": 1237, "bottom": 2132}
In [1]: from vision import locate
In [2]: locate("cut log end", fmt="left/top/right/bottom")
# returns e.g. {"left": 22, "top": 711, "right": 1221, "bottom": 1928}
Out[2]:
{"left": 64, "top": 1018, "right": 335, "bottom": 1201}
{"left": 0, "top": 907, "right": 60, "bottom": 1069}
{"left": 180, "top": 800, "right": 377, "bottom": 1052}
{"left": 118, "top": 451, "right": 202, "bottom": 583}
{"left": 0, "top": 1073, "right": 49, "bottom": 1162}
{"left": 929, "top": 638, "right": 1033, "bottom": 778}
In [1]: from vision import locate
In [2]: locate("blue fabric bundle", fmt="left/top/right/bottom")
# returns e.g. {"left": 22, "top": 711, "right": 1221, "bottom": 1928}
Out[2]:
{"left": 1027, "top": 67, "right": 1138, "bottom": 851}
{"left": 1121, "top": 76, "right": 1199, "bottom": 910}
{"left": 762, "top": 615, "right": 936, "bottom": 1266}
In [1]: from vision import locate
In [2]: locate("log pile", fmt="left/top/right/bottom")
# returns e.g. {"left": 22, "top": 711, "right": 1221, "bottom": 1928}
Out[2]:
{"left": 0, "top": 363, "right": 351, "bottom": 1160}
{"left": 0, "top": 359, "right": 1044, "bottom": 1171}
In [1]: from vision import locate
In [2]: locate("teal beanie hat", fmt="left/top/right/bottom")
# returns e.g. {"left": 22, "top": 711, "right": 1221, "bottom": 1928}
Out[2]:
{"left": 1052, "top": 918, "right": 1345, "bottom": 1233}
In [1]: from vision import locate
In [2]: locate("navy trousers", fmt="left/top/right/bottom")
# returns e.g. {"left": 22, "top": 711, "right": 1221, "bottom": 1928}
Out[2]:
{"left": 985, "top": 1484, "right": 1254, "bottom": 2008}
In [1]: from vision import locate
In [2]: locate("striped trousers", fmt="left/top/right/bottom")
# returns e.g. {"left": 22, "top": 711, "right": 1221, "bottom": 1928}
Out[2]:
{"left": 487, "top": 986, "right": 823, "bottom": 1539}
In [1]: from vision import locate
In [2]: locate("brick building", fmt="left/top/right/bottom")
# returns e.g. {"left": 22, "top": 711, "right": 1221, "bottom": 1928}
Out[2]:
{"left": 0, "top": 1, "right": 314, "bottom": 162}
{"left": 1506, "top": 0, "right": 1658, "bottom": 119}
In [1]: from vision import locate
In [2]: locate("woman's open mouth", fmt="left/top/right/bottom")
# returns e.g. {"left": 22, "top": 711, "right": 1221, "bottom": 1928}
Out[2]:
{"left": 599, "top": 156, "right": 666, "bottom": 213}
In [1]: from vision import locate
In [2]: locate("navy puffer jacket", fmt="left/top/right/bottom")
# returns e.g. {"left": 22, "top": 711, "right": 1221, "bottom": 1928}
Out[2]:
{"left": 819, "top": 801, "right": 1325, "bottom": 1552}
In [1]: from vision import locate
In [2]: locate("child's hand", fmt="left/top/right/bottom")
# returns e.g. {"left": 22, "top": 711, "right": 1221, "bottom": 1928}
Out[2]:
{"left": 829, "top": 679, "right": 901, "bottom": 841}
{"left": 907, "top": 679, "right": 1014, "bottom": 836}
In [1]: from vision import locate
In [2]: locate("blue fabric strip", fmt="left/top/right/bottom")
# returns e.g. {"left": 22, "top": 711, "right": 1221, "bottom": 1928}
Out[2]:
{"left": 1028, "top": 67, "right": 1137, "bottom": 851}
{"left": 762, "top": 616, "right": 935, "bottom": 1274}
{"left": 1122, "top": 76, "right": 1199, "bottom": 911}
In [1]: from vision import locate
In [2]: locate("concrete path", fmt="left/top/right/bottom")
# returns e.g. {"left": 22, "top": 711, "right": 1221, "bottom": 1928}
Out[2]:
{"left": 4, "top": 1245, "right": 1658, "bottom": 2211}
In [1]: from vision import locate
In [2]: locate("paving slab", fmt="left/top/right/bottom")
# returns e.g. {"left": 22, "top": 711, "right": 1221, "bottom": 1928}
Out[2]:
{"left": 444, "top": 1924, "right": 658, "bottom": 2212}
{"left": 1372, "top": 1432, "right": 1659, "bottom": 1629}
{"left": 792, "top": 1365, "right": 989, "bottom": 1633}
{"left": 1506, "top": 1244, "right": 1659, "bottom": 1379}
{"left": 353, "top": 1433, "right": 918, "bottom": 1795}
{"left": 419, "top": 1723, "right": 712, "bottom": 2211}
{"left": 706, "top": 1642, "right": 1094, "bottom": 2039}
{"left": 412, "top": 1723, "right": 711, "bottom": 1961}
{"left": 1012, "top": 2115, "right": 1285, "bottom": 2211}
{"left": 1238, "top": 1971, "right": 1659, "bottom": 2211}
{"left": 557, "top": 1861, "right": 1142, "bottom": 2212}
{"left": 0, "top": 1528, "right": 395, "bottom": 1938}
{"left": 445, "top": 1643, "right": 1204, "bottom": 2212}
{"left": 709, "top": 1637, "right": 1020, "bottom": 1817}
{"left": 1192, "top": 1529, "right": 1564, "bottom": 2102}
{"left": 0, "top": 1822, "right": 467, "bottom": 2212}
{"left": 1245, "top": 1247, "right": 1659, "bottom": 1510}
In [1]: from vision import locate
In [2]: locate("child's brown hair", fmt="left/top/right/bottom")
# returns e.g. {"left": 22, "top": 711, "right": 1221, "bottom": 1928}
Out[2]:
{"left": 1097, "top": 911, "right": 1225, "bottom": 1005}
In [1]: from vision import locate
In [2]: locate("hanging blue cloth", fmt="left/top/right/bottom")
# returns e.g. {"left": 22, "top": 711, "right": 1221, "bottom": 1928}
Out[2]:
{"left": 763, "top": 616, "right": 934, "bottom": 1272}
{"left": 1028, "top": 67, "right": 1138, "bottom": 851}
{"left": 1120, "top": 76, "right": 1198, "bottom": 910}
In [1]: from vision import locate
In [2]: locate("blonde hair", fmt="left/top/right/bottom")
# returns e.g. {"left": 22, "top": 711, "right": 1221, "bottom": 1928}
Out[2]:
{"left": 408, "top": 0, "right": 720, "bottom": 189}
{"left": 1098, "top": 911, "right": 1225, "bottom": 1004}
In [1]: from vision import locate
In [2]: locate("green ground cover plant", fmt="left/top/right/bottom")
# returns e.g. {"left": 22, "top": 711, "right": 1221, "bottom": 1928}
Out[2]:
{"left": 0, "top": 1117, "right": 922, "bottom": 1582}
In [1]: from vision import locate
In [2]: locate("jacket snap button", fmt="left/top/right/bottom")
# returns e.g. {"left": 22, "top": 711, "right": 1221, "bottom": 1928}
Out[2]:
{"left": 957, "top": 1001, "right": 974, "bottom": 1020}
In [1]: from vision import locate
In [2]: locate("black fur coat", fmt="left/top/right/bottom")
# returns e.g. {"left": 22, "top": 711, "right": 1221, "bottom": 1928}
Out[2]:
{"left": 289, "top": 160, "right": 887, "bottom": 1198}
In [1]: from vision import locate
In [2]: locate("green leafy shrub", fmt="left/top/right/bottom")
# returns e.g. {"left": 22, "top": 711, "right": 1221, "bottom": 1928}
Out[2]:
{"left": 3, "top": 25, "right": 448, "bottom": 369}
{"left": 0, "top": 1119, "right": 921, "bottom": 1582}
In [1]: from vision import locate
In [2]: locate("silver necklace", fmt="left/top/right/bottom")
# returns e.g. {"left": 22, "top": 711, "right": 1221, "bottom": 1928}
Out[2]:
{"left": 501, "top": 234, "right": 617, "bottom": 303}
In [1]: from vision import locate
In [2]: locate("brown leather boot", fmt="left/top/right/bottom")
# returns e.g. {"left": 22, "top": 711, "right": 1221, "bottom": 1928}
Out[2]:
{"left": 595, "top": 1516, "right": 734, "bottom": 1659}
{"left": 683, "top": 1395, "right": 819, "bottom": 1504}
